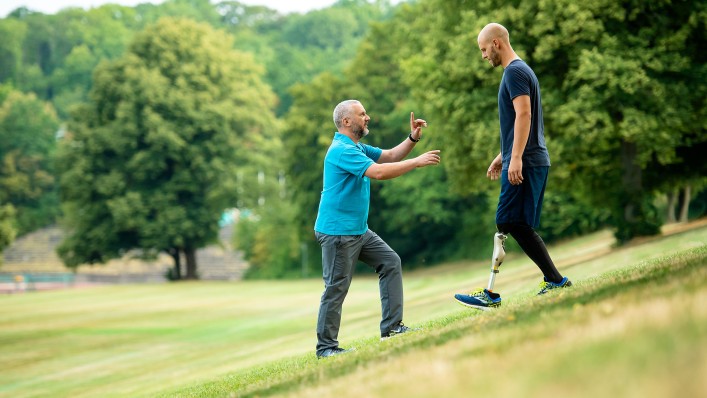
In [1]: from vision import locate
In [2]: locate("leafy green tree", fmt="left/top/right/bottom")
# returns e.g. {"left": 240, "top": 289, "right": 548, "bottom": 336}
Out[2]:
{"left": 139, "top": 0, "right": 222, "bottom": 27}
{"left": 0, "top": 87, "right": 60, "bottom": 234}
{"left": 0, "top": 18, "right": 27, "bottom": 84}
{"left": 57, "top": 17, "right": 279, "bottom": 279}
{"left": 236, "top": 200, "right": 301, "bottom": 279}
{"left": 0, "top": 204, "right": 16, "bottom": 262}
{"left": 8, "top": 11, "right": 54, "bottom": 99}
{"left": 47, "top": 6, "right": 136, "bottom": 118}
{"left": 534, "top": 0, "right": 706, "bottom": 242}
{"left": 258, "top": 1, "right": 393, "bottom": 114}
{"left": 401, "top": 0, "right": 704, "bottom": 244}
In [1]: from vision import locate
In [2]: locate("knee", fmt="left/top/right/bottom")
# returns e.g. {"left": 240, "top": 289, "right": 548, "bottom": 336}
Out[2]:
{"left": 324, "top": 278, "right": 351, "bottom": 298}
{"left": 497, "top": 223, "right": 512, "bottom": 235}
{"left": 497, "top": 223, "right": 532, "bottom": 234}
{"left": 376, "top": 253, "right": 401, "bottom": 274}
{"left": 498, "top": 223, "right": 537, "bottom": 241}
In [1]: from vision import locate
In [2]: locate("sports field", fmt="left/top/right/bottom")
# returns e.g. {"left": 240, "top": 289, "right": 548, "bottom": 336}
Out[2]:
{"left": 2, "top": 220, "right": 706, "bottom": 398}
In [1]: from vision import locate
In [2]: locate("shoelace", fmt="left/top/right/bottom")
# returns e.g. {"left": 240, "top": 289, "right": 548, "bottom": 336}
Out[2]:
{"left": 539, "top": 280, "right": 562, "bottom": 292}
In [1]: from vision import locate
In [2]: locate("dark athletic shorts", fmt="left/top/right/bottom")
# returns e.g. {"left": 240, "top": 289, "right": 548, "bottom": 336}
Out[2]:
{"left": 495, "top": 166, "right": 549, "bottom": 228}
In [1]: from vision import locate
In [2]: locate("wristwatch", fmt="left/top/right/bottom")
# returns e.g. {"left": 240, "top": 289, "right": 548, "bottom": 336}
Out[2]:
{"left": 408, "top": 133, "right": 420, "bottom": 142}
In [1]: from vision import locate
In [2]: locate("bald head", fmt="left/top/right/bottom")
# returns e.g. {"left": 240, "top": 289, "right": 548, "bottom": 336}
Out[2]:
{"left": 477, "top": 23, "right": 510, "bottom": 46}
{"left": 477, "top": 23, "right": 516, "bottom": 68}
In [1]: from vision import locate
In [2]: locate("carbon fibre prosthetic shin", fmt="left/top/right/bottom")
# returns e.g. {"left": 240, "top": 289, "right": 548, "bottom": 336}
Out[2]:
{"left": 486, "top": 232, "right": 507, "bottom": 292}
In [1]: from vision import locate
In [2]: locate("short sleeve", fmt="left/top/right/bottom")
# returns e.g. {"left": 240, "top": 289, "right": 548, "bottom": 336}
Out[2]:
{"left": 334, "top": 145, "right": 377, "bottom": 178}
{"left": 506, "top": 65, "right": 531, "bottom": 100}
{"left": 360, "top": 144, "right": 382, "bottom": 163}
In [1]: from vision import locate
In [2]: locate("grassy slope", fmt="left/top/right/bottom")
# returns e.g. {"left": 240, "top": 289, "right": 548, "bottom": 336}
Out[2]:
{"left": 167, "top": 223, "right": 707, "bottom": 398}
{"left": 285, "top": 247, "right": 707, "bottom": 398}
{"left": 1, "top": 222, "right": 706, "bottom": 398}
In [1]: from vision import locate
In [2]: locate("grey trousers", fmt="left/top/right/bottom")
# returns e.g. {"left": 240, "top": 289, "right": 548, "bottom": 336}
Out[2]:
{"left": 315, "top": 229, "right": 403, "bottom": 355}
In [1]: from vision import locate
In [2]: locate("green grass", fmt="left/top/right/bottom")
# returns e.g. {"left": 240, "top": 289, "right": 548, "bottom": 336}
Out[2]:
{"left": 167, "top": 245, "right": 707, "bottom": 398}
{"left": 1, "top": 223, "right": 706, "bottom": 398}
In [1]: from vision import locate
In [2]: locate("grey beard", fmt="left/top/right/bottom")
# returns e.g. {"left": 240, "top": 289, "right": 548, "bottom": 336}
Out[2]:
{"left": 353, "top": 126, "right": 369, "bottom": 139}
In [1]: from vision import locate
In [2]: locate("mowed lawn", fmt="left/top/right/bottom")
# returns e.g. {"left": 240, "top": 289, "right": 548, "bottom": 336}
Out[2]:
{"left": 1, "top": 221, "right": 706, "bottom": 398}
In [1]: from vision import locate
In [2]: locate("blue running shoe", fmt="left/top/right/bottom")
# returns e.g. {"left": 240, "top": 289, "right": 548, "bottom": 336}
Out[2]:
{"left": 537, "top": 276, "right": 572, "bottom": 295}
{"left": 454, "top": 288, "right": 501, "bottom": 310}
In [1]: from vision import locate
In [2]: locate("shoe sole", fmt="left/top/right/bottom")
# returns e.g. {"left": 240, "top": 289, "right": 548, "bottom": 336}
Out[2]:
{"left": 380, "top": 334, "right": 413, "bottom": 342}
{"left": 317, "top": 348, "right": 355, "bottom": 359}
{"left": 380, "top": 328, "right": 421, "bottom": 341}
{"left": 538, "top": 280, "right": 573, "bottom": 295}
{"left": 454, "top": 297, "right": 497, "bottom": 311}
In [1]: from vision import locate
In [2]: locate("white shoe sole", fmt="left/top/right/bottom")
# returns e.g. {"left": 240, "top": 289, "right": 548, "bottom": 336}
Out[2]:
{"left": 454, "top": 298, "right": 496, "bottom": 311}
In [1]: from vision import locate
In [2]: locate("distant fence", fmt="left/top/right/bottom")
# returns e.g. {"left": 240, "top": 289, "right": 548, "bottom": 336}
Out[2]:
{"left": 0, "top": 272, "right": 167, "bottom": 294}
{"left": 0, "top": 272, "right": 75, "bottom": 293}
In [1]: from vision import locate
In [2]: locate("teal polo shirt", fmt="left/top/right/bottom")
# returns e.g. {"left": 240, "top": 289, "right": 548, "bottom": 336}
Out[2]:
{"left": 314, "top": 132, "right": 383, "bottom": 235}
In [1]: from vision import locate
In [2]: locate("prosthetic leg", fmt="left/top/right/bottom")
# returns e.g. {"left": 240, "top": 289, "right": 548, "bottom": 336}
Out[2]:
{"left": 486, "top": 232, "right": 507, "bottom": 292}
{"left": 453, "top": 232, "right": 506, "bottom": 310}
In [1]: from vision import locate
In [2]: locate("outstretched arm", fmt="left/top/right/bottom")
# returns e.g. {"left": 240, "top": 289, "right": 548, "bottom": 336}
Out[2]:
{"left": 377, "top": 112, "right": 428, "bottom": 163}
{"left": 365, "top": 150, "right": 441, "bottom": 180}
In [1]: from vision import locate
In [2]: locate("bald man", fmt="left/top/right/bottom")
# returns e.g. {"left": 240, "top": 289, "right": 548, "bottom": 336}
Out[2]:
{"left": 455, "top": 23, "right": 572, "bottom": 310}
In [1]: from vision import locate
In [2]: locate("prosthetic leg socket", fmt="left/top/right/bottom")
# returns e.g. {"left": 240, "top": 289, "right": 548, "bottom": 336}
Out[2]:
{"left": 486, "top": 232, "right": 507, "bottom": 292}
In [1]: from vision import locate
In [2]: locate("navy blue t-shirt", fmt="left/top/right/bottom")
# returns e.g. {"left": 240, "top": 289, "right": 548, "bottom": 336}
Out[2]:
{"left": 498, "top": 59, "right": 550, "bottom": 170}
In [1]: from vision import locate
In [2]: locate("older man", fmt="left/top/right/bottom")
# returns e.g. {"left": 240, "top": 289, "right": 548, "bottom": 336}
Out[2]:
{"left": 314, "top": 99, "right": 440, "bottom": 358}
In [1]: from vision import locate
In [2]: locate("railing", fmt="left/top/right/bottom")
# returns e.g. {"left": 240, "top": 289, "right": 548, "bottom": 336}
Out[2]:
{"left": 0, "top": 272, "right": 75, "bottom": 293}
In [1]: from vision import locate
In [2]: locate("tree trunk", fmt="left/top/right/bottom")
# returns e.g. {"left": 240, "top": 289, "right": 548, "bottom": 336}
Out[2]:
{"left": 666, "top": 189, "right": 678, "bottom": 224}
{"left": 621, "top": 141, "right": 642, "bottom": 224}
{"left": 168, "top": 248, "right": 182, "bottom": 280}
{"left": 614, "top": 140, "right": 660, "bottom": 243}
{"left": 679, "top": 184, "right": 692, "bottom": 222}
{"left": 185, "top": 247, "right": 198, "bottom": 280}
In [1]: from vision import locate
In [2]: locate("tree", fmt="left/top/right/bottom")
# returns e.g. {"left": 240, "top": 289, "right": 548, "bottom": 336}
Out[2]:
{"left": 0, "top": 87, "right": 60, "bottom": 234}
{"left": 57, "top": 17, "right": 279, "bottom": 279}
{"left": 536, "top": 0, "right": 706, "bottom": 242}
{"left": 0, "top": 204, "right": 16, "bottom": 263}
{"left": 48, "top": 6, "right": 136, "bottom": 118}
{"left": 0, "top": 18, "right": 27, "bottom": 84}
{"left": 401, "top": 0, "right": 705, "bottom": 244}
{"left": 256, "top": 0, "right": 393, "bottom": 114}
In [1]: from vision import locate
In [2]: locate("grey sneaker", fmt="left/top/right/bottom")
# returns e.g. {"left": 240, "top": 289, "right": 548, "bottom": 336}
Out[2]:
{"left": 316, "top": 347, "right": 354, "bottom": 359}
{"left": 380, "top": 321, "right": 419, "bottom": 341}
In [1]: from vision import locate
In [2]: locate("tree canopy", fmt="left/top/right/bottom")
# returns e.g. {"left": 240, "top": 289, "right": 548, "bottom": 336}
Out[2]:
{"left": 0, "top": 0, "right": 703, "bottom": 277}
{"left": 0, "top": 86, "right": 60, "bottom": 235}
{"left": 56, "top": 17, "right": 279, "bottom": 278}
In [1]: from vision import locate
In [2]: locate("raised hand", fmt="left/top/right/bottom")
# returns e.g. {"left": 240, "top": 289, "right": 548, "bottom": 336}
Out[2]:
{"left": 410, "top": 111, "right": 428, "bottom": 140}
